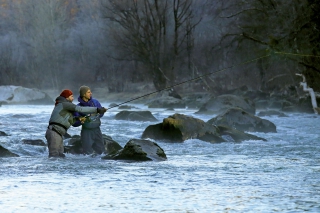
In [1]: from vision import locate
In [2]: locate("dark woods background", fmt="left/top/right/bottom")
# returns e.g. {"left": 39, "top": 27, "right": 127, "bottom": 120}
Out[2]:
{"left": 0, "top": 0, "right": 319, "bottom": 94}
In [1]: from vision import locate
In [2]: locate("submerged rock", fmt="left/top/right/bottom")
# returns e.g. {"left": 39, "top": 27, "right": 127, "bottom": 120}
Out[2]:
{"left": 22, "top": 139, "right": 46, "bottom": 146}
{"left": 0, "top": 131, "right": 9, "bottom": 136}
{"left": 217, "top": 125, "right": 267, "bottom": 142}
{"left": 102, "top": 139, "right": 167, "bottom": 161}
{"left": 0, "top": 145, "right": 19, "bottom": 157}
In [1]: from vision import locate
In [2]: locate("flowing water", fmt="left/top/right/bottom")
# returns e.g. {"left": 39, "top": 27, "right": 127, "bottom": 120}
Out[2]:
{"left": 0, "top": 103, "right": 319, "bottom": 213}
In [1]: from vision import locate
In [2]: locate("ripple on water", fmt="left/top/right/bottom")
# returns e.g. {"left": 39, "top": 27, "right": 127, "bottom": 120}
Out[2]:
{"left": 0, "top": 106, "right": 320, "bottom": 212}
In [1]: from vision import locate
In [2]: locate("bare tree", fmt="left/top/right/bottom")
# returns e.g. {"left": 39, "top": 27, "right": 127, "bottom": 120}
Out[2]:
{"left": 216, "top": 0, "right": 320, "bottom": 92}
{"left": 64, "top": 0, "right": 109, "bottom": 85}
{"left": 102, "top": 0, "right": 200, "bottom": 90}
{"left": 16, "top": 0, "right": 70, "bottom": 89}
{"left": 0, "top": 36, "right": 16, "bottom": 85}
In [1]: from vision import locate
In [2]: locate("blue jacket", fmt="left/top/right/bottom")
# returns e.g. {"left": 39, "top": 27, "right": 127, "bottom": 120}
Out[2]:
{"left": 73, "top": 96, "right": 104, "bottom": 129}
{"left": 49, "top": 96, "right": 99, "bottom": 135}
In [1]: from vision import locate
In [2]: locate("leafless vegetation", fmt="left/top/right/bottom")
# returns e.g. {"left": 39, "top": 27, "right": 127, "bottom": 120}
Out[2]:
{"left": 0, "top": 0, "right": 319, "bottom": 93}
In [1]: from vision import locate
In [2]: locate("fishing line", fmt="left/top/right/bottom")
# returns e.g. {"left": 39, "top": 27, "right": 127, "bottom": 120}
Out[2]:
{"left": 108, "top": 53, "right": 271, "bottom": 109}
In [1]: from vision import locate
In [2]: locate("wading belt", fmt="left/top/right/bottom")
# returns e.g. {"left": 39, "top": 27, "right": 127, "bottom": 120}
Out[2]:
{"left": 48, "top": 122, "right": 68, "bottom": 137}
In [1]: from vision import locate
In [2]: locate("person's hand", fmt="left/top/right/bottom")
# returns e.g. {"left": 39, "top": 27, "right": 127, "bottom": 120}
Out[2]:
{"left": 79, "top": 116, "right": 87, "bottom": 123}
{"left": 97, "top": 107, "right": 107, "bottom": 114}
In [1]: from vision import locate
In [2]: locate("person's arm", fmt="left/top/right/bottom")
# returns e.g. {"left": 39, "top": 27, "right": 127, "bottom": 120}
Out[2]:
{"left": 93, "top": 99, "right": 105, "bottom": 118}
{"left": 72, "top": 112, "right": 82, "bottom": 127}
{"left": 62, "top": 102, "right": 98, "bottom": 113}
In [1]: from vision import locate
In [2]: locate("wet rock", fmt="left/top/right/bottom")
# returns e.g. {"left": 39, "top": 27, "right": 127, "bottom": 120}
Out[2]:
{"left": 0, "top": 85, "right": 53, "bottom": 105}
{"left": 168, "top": 88, "right": 182, "bottom": 99}
{"left": 115, "top": 110, "right": 158, "bottom": 122}
{"left": 64, "top": 136, "right": 83, "bottom": 154}
{"left": 243, "top": 90, "right": 269, "bottom": 100}
{"left": 257, "top": 110, "right": 288, "bottom": 117}
{"left": 217, "top": 125, "right": 267, "bottom": 142}
{"left": 182, "top": 93, "right": 212, "bottom": 109}
{"left": 103, "top": 135, "right": 123, "bottom": 155}
{"left": 196, "top": 94, "right": 255, "bottom": 115}
{"left": 0, "top": 145, "right": 19, "bottom": 157}
{"left": 268, "top": 100, "right": 283, "bottom": 110}
{"left": 255, "top": 100, "right": 269, "bottom": 110}
{"left": 0, "top": 131, "right": 9, "bottom": 136}
{"left": 64, "top": 135, "right": 122, "bottom": 155}
{"left": 295, "top": 96, "right": 318, "bottom": 113}
{"left": 147, "top": 91, "right": 186, "bottom": 109}
{"left": 207, "top": 107, "right": 277, "bottom": 133}
{"left": 22, "top": 139, "right": 46, "bottom": 146}
{"left": 64, "top": 135, "right": 83, "bottom": 154}
{"left": 102, "top": 139, "right": 166, "bottom": 161}
{"left": 118, "top": 105, "right": 137, "bottom": 109}
{"left": 142, "top": 113, "right": 225, "bottom": 143}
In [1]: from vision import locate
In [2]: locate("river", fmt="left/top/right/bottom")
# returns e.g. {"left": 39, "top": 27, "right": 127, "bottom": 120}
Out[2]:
{"left": 0, "top": 103, "right": 319, "bottom": 212}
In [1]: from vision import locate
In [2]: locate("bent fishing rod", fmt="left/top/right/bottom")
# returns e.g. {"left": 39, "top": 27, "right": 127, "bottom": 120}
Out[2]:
{"left": 107, "top": 53, "right": 272, "bottom": 110}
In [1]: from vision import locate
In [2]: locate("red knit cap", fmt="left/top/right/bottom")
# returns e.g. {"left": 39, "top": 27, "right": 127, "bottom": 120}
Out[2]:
{"left": 60, "top": 89, "right": 73, "bottom": 98}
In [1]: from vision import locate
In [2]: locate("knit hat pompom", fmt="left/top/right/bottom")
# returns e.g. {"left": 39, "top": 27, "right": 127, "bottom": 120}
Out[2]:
{"left": 79, "top": 85, "right": 90, "bottom": 97}
{"left": 60, "top": 89, "right": 73, "bottom": 98}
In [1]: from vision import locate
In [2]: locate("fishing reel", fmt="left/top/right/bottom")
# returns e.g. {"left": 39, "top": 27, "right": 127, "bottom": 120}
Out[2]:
{"left": 78, "top": 114, "right": 100, "bottom": 123}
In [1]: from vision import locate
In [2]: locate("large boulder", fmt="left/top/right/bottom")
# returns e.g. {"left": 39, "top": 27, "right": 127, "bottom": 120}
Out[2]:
{"left": 0, "top": 85, "right": 53, "bottom": 105}
{"left": 196, "top": 94, "right": 255, "bottom": 115}
{"left": 102, "top": 139, "right": 167, "bottom": 161}
{"left": 207, "top": 107, "right": 277, "bottom": 133}
{"left": 115, "top": 110, "right": 158, "bottom": 122}
{"left": 103, "top": 135, "right": 123, "bottom": 155}
{"left": 142, "top": 113, "right": 225, "bottom": 143}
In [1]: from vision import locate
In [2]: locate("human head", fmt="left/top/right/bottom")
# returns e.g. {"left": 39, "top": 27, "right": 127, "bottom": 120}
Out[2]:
{"left": 79, "top": 85, "right": 92, "bottom": 101}
{"left": 60, "top": 89, "right": 74, "bottom": 102}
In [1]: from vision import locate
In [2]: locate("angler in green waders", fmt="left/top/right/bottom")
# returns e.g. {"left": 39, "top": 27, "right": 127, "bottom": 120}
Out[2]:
{"left": 46, "top": 89, "right": 107, "bottom": 158}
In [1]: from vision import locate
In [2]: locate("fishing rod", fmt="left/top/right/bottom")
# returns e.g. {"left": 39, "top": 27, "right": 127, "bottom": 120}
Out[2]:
{"left": 107, "top": 53, "right": 272, "bottom": 109}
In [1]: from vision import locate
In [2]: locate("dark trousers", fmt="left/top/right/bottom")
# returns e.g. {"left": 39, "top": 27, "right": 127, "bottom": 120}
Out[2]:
{"left": 81, "top": 128, "right": 105, "bottom": 155}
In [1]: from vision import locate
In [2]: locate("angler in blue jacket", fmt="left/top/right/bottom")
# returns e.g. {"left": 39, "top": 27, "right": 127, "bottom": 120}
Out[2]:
{"left": 46, "top": 89, "right": 107, "bottom": 158}
{"left": 73, "top": 86, "right": 107, "bottom": 155}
